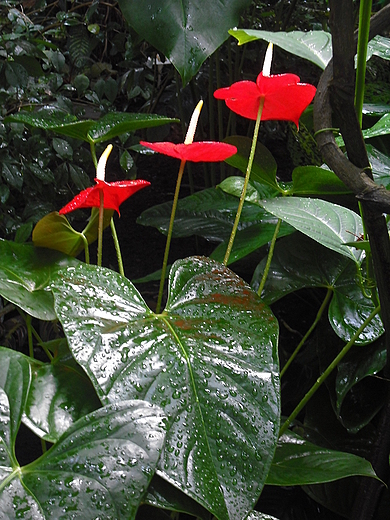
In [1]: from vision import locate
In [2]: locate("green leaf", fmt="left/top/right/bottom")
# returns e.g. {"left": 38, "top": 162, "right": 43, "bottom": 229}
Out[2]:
{"left": 0, "top": 239, "right": 80, "bottom": 320}
{"left": 246, "top": 513, "right": 281, "bottom": 520}
{"left": 367, "top": 144, "right": 390, "bottom": 188}
{"left": 229, "top": 29, "right": 332, "bottom": 69}
{"left": 2, "top": 162, "right": 23, "bottom": 191}
{"left": 252, "top": 233, "right": 384, "bottom": 345}
{"left": 86, "top": 112, "right": 179, "bottom": 143}
{"left": 260, "top": 197, "right": 363, "bottom": 263}
{"left": 366, "top": 34, "right": 390, "bottom": 61}
{"left": 291, "top": 166, "right": 352, "bottom": 195}
{"left": 5, "top": 109, "right": 178, "bottom": 144}
{"left": 32, "top": 209, "right": 114, "bottom": 257}
{"left": 138, "top": 187, "right": 266, "bottom": 242}
{"left": 117, "top": 0, "right": 252, "bottom": 85}
{"left": 145, "top": 475, "right": 210, "bottom": 519}
{"left": 0, "top": 400, "right": 167, "bottom": 519}
{"left": 52, "top": 137, "right": 73, "bottom": 160}
{"left": 52, "top": 257, "right": 280, "bottom": 520}
{"left": 223, "top": 136, "right": 279, "bottom": 191}
{"left": 266, "top": 431, "right": 378, "bottom": 486}
{"left": 335, "top": 339, "right": 386, "bottom": 432}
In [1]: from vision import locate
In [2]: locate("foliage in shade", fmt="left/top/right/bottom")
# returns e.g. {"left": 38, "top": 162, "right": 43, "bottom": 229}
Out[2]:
{"left": 0, "top": 239, "right": 79, "bottom": 321}
{"left": 51, "top": 256, "right": 280, "bottom": 520}
{"left": 116, "top": 0, "right": 252, "bottom": 85}
{"left": 229, "top": 29, "right": 333, "bottom": 69}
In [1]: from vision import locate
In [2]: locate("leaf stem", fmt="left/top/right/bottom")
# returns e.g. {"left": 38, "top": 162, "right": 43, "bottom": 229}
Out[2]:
{"left": 97, "top": 190, "right": 104, "bottom": 267}
{"left": 80, "top": 232, "right": 90, "bottom": 264}
{"left": 110, "top": 217, "right": 125, "bottom": 277}
{"left": 223, "top": 97, "right": 264, "bottom": 265}
{"left": 257, "top": 218, "right": 282, "bottom": 297}
{"left": 279, "top": 303, "right": 381, "bottom": 437}
{"left": 280, "top": 287, "right": 333, "bottom": 378}
{"left": 355, "top": 0, "right": 372, "bottom": 127}
{"left": 156, "top": 159, "right": 186, "bottom": 313}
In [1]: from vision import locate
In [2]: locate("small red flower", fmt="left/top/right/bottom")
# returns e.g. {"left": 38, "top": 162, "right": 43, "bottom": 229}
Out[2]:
{"left": 59, "top": 178, "right": 150, "bottom": 216}
{"left": 139, "top": 141, "right": 237, "bottom": 162}
{"left": 214, "top": 72, "right": 316, "bottom": 128}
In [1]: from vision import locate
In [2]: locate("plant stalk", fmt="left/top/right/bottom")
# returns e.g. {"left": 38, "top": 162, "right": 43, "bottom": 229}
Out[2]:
{"left": 156, "top": 159, "right": 186, "bottom": 313}
{"left": 110, "top": 218, "right": 125, "bottom": 277}
{"left": 257, "top": 218, "right": 282, "bottom": 297}
{"left": 280, "top": 288, "right": 333, "bottom": 378}
{"left": 223, "top": 97, "right": 264, "bottom": 265}
{"left": 279, "top": 304, "right": 381, "bottom": 437}
{"left": 355, "top": 0, "right": 373, "bottom": 127}
{"left": 97, "top": 190, "right": 104, "bottom": 267}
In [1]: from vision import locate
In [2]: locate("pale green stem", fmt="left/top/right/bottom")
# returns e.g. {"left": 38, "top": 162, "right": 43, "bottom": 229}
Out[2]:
{"left": 156, "top": 159, "right": 186, "bottom": 314}
{"left": 97, "top": 190, "right": 104, "bottom": 267}
{"left": 279, "top": 304, "right": 381, "bottom": 437}
{"left": 90, "top": 141, "right": 98, "bottom": 169}
{"left": 257, "top": 218, "right": 282, "bottom": 297}
{"left": 223, "top": 97, "right": 265, "bottom": 266}
{"left": 31, "top": 324, "right": 54, "bottom": 362}
{"left": 280, "top": 288, "right": 333, "bottom": 378}
{"left": 110, "top": 217, "right": 125, "bottom": 277}
{"left": 25, "top": 313, "right": 34, "bottom": 359}
{"left": 80, "top": 232, "right": 90, "bottom": 264}
{"left": 355, "top": 0, "right": 372, "bottom": 127}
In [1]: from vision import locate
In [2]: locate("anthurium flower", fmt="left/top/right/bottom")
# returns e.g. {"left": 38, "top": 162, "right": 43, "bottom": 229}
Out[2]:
{"left": 214, "top": 45, "right": 316, "bottom": 127}
{"left": 59, "top": 145, "right": 150, "bottom": 216}
{"left": 139, "top": 140, "right": 237, "bottom": 162}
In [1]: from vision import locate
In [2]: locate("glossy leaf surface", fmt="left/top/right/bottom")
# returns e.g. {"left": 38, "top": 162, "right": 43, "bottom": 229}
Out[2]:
{"left": 0, "top": 239, "right": 79, "bottom": 320}
{"left": 260, "top": 197, "right": 363, "bottom": 263}
{"left": 32, "top": 209, "right": 114, "bottom": 257}
{"left": 229, "top": 29, "right": 332, "bottom": 69}
{"left": 223, "top": 136, "right": 279, "bottom": 191}
{"left": 366, "top": 34, "right": 390, "bottom": 61}
{"left": 117, "top": 0, "right": 252, "bottom": 85}
{"left": 5, "top": 109, "right": 177, "bottom": 143}
{"left": 266, "top": 431, "right": 377, "bottom": 486}
{"left": 252, "top": 233, "right": 383, "bottom": 345}
{"left": 291, "top": 166, "right": 352, "bottom": 195}
{"left": 0, "top": 399, "right": 166, "bottom": 519}
{"left": 52, "top": 257, "right": 280, "bottom": 520}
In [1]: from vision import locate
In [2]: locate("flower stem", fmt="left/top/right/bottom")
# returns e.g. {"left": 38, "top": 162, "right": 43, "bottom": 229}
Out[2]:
{"left": 223, "top": 97, "right": 265, "bottom": 266}
{"left": 110, "top": 217, "right": 125, "bottom": 277}
{"left": 279, "top": 304, "right": 381, "bottom": 437}
{"left": 280, "top": 288, "right": 333, "bottom": 378}
{"left": 355, "top": 0, "right": 372, "bottom": 127}
{"left": 257, "top": 218, "right": 282, "bottom": 297}
{"left": 156, "top": 159, "right": 186, "bottom": 313}
{"left": 97, "top": 190, "right": 104, "bottom": 267}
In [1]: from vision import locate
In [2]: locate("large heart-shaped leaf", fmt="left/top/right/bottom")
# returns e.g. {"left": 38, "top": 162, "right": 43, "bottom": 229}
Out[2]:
{"left": 0, "top": 399, "right": 166, "bottom": 519}
{"left": 0, "top": 345, "right": 100, "bottom": 443}
{"left": 260, "top": 197, "right": 363, "bottom": 263}
{"left": 291, "top": 166, "right": 352, "bottom": 196}
{"left": 0, "top": 239, "right": 80, "bottom": 320}
{"left": 229, "top": 29, "right": 332, "bottom": 69}
{"left": 117, "top": 0, "right": 252, "bottom": 85}
{"left": 266, "top": 431, "right": 377, "bottom": 486}
{"left": 52, "top": 257, "right": 280, "bottom": 520}
{"left": 252, "top": 233, "right": 383, "bottom": 345}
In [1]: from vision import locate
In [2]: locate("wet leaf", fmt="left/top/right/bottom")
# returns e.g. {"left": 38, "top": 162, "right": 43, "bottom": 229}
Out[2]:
{"left": 230, "top": 29, "right": 332, "bottom": 69}
{"left": 252, "top": 233, "right": 383, "bottom": 345}
{"left": 117, "top": 0, "right": 252, "bottom": 85}
{"left": 5, "top": 109, "right": 178, "bottom": 144}
{"left": 52, "top": 256, "right": 280, "bottom": 520}
{"left": 266, "top": 430, "right": 378, "bottom": 486}
{"left": 0, "top": 239, "right": 80, "bottom": 320}
{"left": 0, "top": 399, "right": 167, "bottom": 519}
{"left": 260, "top": 197, "right": 363, "bottom": 264}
